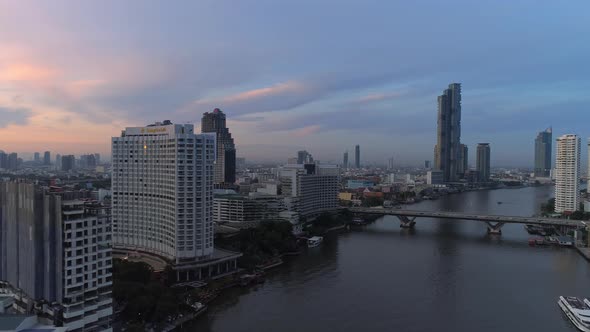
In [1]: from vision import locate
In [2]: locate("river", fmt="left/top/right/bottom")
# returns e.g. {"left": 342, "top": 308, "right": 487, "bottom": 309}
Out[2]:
{"left": 189, "top": 186, "right": 590, "bottom": 332}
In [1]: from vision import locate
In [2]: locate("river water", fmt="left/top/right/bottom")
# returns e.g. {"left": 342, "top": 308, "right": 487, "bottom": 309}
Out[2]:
{"left": 190, "top": 186, "right": 590, "bottom": 332}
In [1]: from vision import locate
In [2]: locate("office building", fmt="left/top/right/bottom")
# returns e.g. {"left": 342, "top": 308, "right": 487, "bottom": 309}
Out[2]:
{"left": 7, "top": 153, "right": 18, "bottom": 171}
{"left": 213, "top": 193, "right": 282, "bottom": 224}
{"left": 534, "top": 128, "right": 552, "bottom": 177}
{"left": 279, "top": 163, "right": 339, "bottom": 220}
{"left": 34, "top": 152, "right": 40, "bottom": 163}
{"left": 61, "top": 155, "right": 75, "bottom": 172}
{"left": 296, "top": 150, "right": 313, "bottom": 164}
{"left": 476, "top": 143, "right": 491, "bottom": 182}
{"left": 388, "top": 157, "right": 394, "bottom": 170}
{"left": 94, "top": 153, "right": 101, "bottom": 165}
{"left": 80, "top": 154, "right": 97, "bottom": 169}
{"left": 201, "top": 108, "right": 236, "bottom": 185}
{"left": 343, "top": 151, "right": 348, "bottom": 169}
{"left": 43, "top": 151, "right": 51, "bottom": 165}
{"left": 554, "top": 134, "right": 581, "bottom": 214}
{"left": 459, "top": 144, "right": 468, "bottom": 176}
{"left": 424, "top": 160, "right": 431, "bottom": 169}
{"left": 427, "top": 170, "right": 444, "bottom": 185}
{"left": 0, "top": 151, "right": 6, "bottom": 169}
{"left": 0, "top": 183, "right": 113, "bottom": 331}
{"left": 112, "top": 121, "right": 240, "bottom": 280}
{"left": 434, "top": 83, "right": 462, "bottom": 182}
{"left": 355, "top": 145, "right": 360, "bottom": 168}
{"left": 55, "top": 154, "right": 62, "bottom": 171}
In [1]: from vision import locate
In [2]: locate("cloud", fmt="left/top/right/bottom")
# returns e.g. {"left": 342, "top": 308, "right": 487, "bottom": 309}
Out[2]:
{"left": 0, "top": 63, "right": 57, "bottom": 82}
{"left": 0, "top": 106, "right": 33, "bottom": 127}
{"left": 188, "top": 72, "right": 403, "bottom": 116}
{"left": 292, "top": 124, "right": 322, "bottom": 137}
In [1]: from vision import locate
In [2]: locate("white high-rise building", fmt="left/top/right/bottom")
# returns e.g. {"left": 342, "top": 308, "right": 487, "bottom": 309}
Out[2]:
{"left": 279, "top": 163, "right": 339, "bottom": 220}
{"left": 555, "top": 134, "right": 581, "bottom": 214}
{"left": 111, "top": 121, "right": 215, "bottom": 263}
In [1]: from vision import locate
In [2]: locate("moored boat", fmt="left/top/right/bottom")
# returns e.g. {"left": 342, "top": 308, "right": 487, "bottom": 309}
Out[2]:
{"left": 307, "top": 236, "right": 323, "bottom": 248}
{"left": 558, "top": 296, "right": 590, "bottom": 332}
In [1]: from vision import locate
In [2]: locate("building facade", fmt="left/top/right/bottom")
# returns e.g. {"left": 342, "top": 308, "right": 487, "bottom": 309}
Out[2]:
{"left": 476, "top": 143, "right": 491, "bottom": 182}
{"left": 554, "top": 134, "right": 580, "bottom": 214}
{"left": 343, "top": 151, "right": 348, "bottom": 169}
{"left": 434, "top": 83, "right": 462, "bottom": 182}
{"left": 534, "top": 128, "right": 552, "bottom": 177}
{"left": 7, "top": 153, "right": 18, "bottom": 171}
{"left": 43, "top": 151, "right": 51, "bottom": 165}
{"left": 213, "top": 193, "right": 282, "bottom": 224}
{"left": 61, "top": 155, "right": 75, "bottom": 172}
{"left": 112, "top": 121, "right": 215, "bottom": 263}
{"left": 201, "top": 108, "right": 236, "bottom": 185}
{"left": 459, "top": 144, "right": 468, "bottom": 176}
{"left": 0, "top": 183, "right": 113, "bottom": 331}
{"left": 280, "top": 164, "right": 339, "bottom": 220}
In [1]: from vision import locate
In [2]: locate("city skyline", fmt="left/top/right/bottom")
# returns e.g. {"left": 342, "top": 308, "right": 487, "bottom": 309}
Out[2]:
{"left": 0, "top": 1, "right": 590, "bottom": 166}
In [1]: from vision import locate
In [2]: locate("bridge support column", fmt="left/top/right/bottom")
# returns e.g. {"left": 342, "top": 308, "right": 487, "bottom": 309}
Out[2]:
{"left": 397, "top": 216, "right": 416, "bottom": 228}
{"left": 484, "top": 222, "right": 505, "bottom": 234}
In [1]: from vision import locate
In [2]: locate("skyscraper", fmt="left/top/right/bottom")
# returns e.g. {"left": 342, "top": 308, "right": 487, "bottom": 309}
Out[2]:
{"left": 62, "top": 155, "right": 75, "bottom": 171}
{"left": 112, "top": 121, "right": 216, "bottom": 262}
{"left": 0, "top": 183, "right": 113, "bottom": 331}
{"left": 555, "top": 134, "right": 580, "bottom": 214}
{"left": 476, "top": 143, "right": 491, "bottom": 182}
{"left": 43, "top": 151, "right": 51, "bottom": 165}
{"left": 297, "top": 150, "right": 313, "bottom": 164}
{"left": 534, "top": 128, "right": 552, "bottom": 177}
{"left": 202, "top": 108, "right": 236, "bottom": 185}
{"left": 7, "top": 152, "right": 18, "bottom": 170}
{"left": 434, "top": 83, "right": 462, "bottom": 182}
{"left": 0, "top": 151, "right": 6, "bottom": 169}
{"left": 424, "top": 160, "right": 431, "bottom": 169}
{"left": 34, "top": 152, "right": 40, "bottom": 163}
{"left": 55, "top": 153, "right": 62, "bottom": 170}
{"left": 343, "top": 151, "right": 348, "bottom": 169}
{"left": 459, "top": 144, "right": 468, "bottom": 176}
{"left": 355, "top": 145, "right": 360, "bottom": 168}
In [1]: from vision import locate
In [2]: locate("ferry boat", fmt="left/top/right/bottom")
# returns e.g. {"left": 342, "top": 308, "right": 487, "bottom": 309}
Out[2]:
{"left": 557, "top": 296, "right": 590, "bottom": 332}
{"left": 307, "top": 236, "right": 323, "bottom": 248}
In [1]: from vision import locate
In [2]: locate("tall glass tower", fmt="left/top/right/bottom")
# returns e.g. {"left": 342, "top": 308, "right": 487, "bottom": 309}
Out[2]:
{"left": 534, "top": 128, "right": 552, "bottom": 177}
{"left": 434, "top": 83, "right": 462, "bottom": 182}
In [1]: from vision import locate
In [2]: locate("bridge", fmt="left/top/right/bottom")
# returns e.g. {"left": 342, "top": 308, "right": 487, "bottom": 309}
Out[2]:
{"left": 348, "top": 207, "right": 585, "bottom": 234}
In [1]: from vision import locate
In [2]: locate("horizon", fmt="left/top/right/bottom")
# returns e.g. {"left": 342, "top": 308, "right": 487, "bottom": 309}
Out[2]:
{"left": 1, "top": 1, "right": 589, "bottom": 166}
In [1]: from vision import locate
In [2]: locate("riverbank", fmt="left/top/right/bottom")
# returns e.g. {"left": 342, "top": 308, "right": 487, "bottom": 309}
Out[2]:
{"left": 576, "top": 247, "right": 590, "bottom": 261}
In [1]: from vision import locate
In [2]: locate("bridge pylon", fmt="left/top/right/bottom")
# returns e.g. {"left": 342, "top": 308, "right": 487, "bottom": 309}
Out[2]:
{"left": 397, "top": 216, "right": 417, "bottom": 228}
{"left": 484, "top": 222, "right": 505, "bottom": 234}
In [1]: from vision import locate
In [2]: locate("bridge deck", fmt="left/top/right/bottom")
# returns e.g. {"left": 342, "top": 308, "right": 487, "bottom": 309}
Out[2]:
{"left": 349, "top": 208, "right": 583, "bottom": 227}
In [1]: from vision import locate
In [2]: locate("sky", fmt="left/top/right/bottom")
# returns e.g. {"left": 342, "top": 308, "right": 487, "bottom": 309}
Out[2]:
{"left": 0, "top": 0, "right": 589, "bottom": 167}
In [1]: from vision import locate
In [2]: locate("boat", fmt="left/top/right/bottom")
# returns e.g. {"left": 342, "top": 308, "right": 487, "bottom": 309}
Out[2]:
{"left": 557, "top": 296, "right": 590, "bottom": 332}
{"left": 497, "top": 201, "right": 503, "bottom": 204}
{"left": 307, "top": 236, "right": 323, "bottom": 248}
{"left": 528, "top": 237, "right": 546, "bottom": 246}
{"left": 352, "top": 217, "right": 365, "bottom": 225}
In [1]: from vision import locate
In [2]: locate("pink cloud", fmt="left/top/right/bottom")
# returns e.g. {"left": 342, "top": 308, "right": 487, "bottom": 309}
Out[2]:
{"left": 292, "top": 124, "right": 321, "bottom": 137}
{"left": 356, "top": 90, "right": 406, "bottom": 104}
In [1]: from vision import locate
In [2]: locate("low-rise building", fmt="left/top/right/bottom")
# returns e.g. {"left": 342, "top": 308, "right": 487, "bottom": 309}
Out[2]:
{"left": 213, "top": 193, "right": 283, "bottom": 224}
{"left": 427, "top": 170, "right": 444, "bottom": 185}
